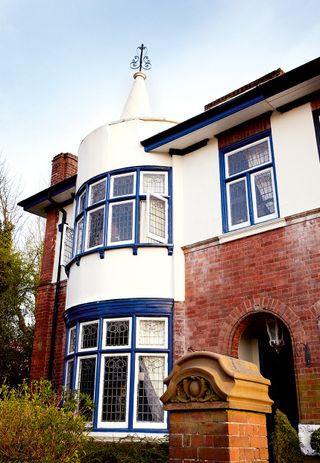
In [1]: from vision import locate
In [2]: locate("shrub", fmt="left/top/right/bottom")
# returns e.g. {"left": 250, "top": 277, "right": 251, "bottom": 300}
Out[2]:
{"left": 272, "top": 409, "right": 303, "bottom": 463}
{"left": 0, "top": 380, "right": 91, "bottom": 463}
{"left": 81, "top": 437, "right": 169, "bottom": 463}
{"left": 311, "top": 427, "right": 320, "bottom": 453}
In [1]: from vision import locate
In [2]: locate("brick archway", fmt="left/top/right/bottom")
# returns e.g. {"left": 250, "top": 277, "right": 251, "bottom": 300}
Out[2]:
{"left": 216, "top": 296, "right": 306, "bottom": 359}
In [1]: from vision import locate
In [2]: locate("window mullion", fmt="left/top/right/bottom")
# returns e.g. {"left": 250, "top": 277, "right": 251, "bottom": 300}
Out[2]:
{"left": 134, "top": 169, "right": 140, "bottom": 251}
{"left": 246, "top": 172, "right": 254, "bottom": 225}
{"left": 128, "top": 315, "right": 136, "bottom": 429}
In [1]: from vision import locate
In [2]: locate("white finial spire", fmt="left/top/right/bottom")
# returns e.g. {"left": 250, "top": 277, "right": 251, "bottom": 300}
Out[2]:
{"left": 121, "top": 71, "right": 152, "bottom": 119}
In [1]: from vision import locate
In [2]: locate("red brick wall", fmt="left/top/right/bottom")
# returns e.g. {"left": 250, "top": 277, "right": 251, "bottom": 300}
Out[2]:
{"left": 31, "top": 153, "right": 77, "bottom": 386}
{"left": 175, "top": 209, "right": 320, "bottom": 423}
{"left": 169, "top": 408, "right": 268, "bottom": 463}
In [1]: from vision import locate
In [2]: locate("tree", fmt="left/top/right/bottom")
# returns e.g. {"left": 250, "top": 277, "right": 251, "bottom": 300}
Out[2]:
{"left": 0, "top": 155, "right": 43, "bottom": 386}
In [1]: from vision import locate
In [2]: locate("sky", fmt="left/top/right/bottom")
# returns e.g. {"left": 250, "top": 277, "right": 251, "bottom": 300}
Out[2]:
{"left": 0, "top": 0, "right": 319, "bottom": 200}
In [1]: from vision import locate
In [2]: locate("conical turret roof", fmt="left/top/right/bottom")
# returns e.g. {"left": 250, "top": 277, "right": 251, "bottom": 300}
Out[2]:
{"left": 121, "top": 71, "right": 152, "bottom": 120}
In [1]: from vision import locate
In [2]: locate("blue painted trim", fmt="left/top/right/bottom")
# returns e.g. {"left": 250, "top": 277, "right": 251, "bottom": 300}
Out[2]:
{"left": 68, "top": 166, "right": 173, "bottom": 267}
{"left": 220, "top": 130, "right": 280, "bottom": 232}
{"left": 64, "top": 304, "right": 172, "bottom": 433}
{"left": 312, "top": 109, "right": 320, "bottom": 162}
{"left": 64, "top": 298, "right": 174, "bottom": 327}
{"left": 143, "top": 96, "right": 265, "bottom": 152}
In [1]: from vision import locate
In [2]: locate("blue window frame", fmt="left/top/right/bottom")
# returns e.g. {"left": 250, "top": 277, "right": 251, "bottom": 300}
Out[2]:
{"left": 313, "top": 109, "right": 320, "bottom": 161}
{"left": 71, "top": 167, "right": 172, "bottom": 266}
{"left": 220, "top": 132, "right": 279, "bottom": 232}
{"left": 64, "top": 313, "right": 170, "bottom": 433}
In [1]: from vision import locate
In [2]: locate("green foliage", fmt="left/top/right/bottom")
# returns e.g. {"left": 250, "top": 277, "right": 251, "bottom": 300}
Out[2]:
{"left": 311, "top": 427, "right": 320, "bottom": 453}
{"left": 0, "top": 380, "right": 90, "bottom": 463}
{"left": 80, "top": 437, "right": 169, "bottom": 463}
{"left": 272, "top": 409, "right": 303, "bottom": 463}
{"left": 0, "top": 155, "right": 43, "bottom": 386}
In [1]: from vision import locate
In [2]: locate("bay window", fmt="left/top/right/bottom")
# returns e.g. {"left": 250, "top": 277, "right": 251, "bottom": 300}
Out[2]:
{"left": 65, "top": 314, "right": 169, "bottom": 432}
{"left": 72, "top": 167, "right": 171, "bottom": 260}
{"left": 221, "top": 134, "right": 278, "bottom": 232}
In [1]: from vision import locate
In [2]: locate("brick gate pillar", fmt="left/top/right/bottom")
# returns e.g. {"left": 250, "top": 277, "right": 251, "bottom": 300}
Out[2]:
{"left": 161, "top": 351, "right": 273, "bottom": 463}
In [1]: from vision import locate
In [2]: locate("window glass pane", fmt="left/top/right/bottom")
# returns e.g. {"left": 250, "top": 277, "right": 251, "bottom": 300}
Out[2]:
{"left": 87, "top": 207, "right": 104, "bottom": 248}
{"left": 254, "top": 170, "right": 276, "bottom": 218}
{"left": 105, "top": 320, "right": 130, "bottom": 347}
{"left": 65, "top": 360, "right": 74, "bottom": 390}
{"left": 139, "top": 200, "right": 157, "bottom": 243}
{"left": 90, "top": 180, "right": 106, "bottom": 205}
{"left": 228, "top": 179, "right": 248, "bottom": 227}
{"left": 102, "top": 356, "right": 128, "bottom": 422}
{"left": 142, "top": 173, "right": 166, "bottom": 194}
{"left": 75, "top": 218, "right": 84, "bottom": 254}
{"left": 110, "top": 202, "right": 133, "bottom": 243}
{"left": 69, "top": 328, "right": 76, "bottom": 353}
{"left": 137, "top": 356, "right": 165, "bottom": 423}
{"left": 227, "top": 140, "right": 270, "bottom": 176}
{"left": 64, "top": 226, "right": 74, "bottom": 264}
{"left": 112, "top": 174, "right": 134, "bottom": 197}
{"left": 138, "top": 320, "right": 166, "bottom": 346}
{"left": 78, "top": 357, "right": 96, "bottom": 420}
{"left": 148, "top": 195, "right": 166, "bottom": 241}
{"left": 81, "top": 322, "right": 98, "bottom": 349}
{"left": 78, "top": 192, "right": 86, "bottom": 214}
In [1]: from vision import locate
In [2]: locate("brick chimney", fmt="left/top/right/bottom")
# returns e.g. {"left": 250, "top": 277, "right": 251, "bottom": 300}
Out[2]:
{"left": 50, "top": 152, "right": 78, "bottom": 186}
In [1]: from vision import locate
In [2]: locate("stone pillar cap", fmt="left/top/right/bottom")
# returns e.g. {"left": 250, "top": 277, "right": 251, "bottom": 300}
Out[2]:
{"left": 161, "top": 351, "right": 273, "bottom": 414}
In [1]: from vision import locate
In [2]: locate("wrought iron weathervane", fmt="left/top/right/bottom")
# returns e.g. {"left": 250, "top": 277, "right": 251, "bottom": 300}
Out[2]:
{"left": 130, "top": 43, "right": 151, "bottom": 72}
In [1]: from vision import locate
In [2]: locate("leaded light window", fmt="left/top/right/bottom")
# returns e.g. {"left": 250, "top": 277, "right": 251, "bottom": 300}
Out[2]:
{"left": 108, "top": 201, "right": 134, "bottom": 244}
{"left": 137, "top": 318, "right": 167, "bottom": 348}
{"left": 90, "top": 180, "right": 106, "bottom": 205}
{"left": 66, "top": 315, "right": 169, "bottom": 431}
{"left": 87, "top": 207, "right": 105, "bottom": 249}
{"left": 63, "top": 226, "right": 74, "bottom": 265}
{"left": 135, "top": 355, "right": 166, "bottom": 425}
{"left": 101, "top": 354, "right": 130, "bottom": 426}
{"left": 65, "top": 359, "right": 74, "bottom": 391}
{"left": 72, "top": 167, "right": 171, "bottom": 258}
{"left": 79, "top": 321, "right": 99, "bottom": 350}
{"left": 222, "top": 136, "right": 278, "bottom": 231}
{"left": 68, "top": 326, "right": 76, "bottom": 353}
{"left": 103, "top": 318, "right": 131, "bottom": 348}
{"left": 75, "top": 218, "right": 84, "bottom": 255}
{"left": 111, "top": 173, "right": 135, "bottom": 198}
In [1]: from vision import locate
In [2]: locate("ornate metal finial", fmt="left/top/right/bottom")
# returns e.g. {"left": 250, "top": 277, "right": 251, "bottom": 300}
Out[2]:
{"left": 130, "top": 43, "right": 151, "bottom": 72}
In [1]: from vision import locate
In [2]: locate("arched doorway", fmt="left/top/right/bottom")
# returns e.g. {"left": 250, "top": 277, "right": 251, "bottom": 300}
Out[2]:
{"left": 238, "top": 312, "right": 299, "bottom": 430}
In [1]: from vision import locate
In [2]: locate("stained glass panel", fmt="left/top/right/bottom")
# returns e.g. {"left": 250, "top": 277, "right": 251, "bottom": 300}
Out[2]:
{"left": 102, "top": 356, "right": 128, "bottom": 422}
{"left": 142, "top": 173, "right": 166, "bottom": 194}
{"left": 105, "top": 320, "right": 130, "bottom": 347}
{"left": 227, "top": 139, "right": 270, "bottom": 176}
{"left": 138, "top": 319, "right": 166, "bottom": 346}
{"left": 136, "top": 356, "right": 165, "bottom": 423}
{"left": 253, "top": 170, "right": 275, "bottom": 218}
{"left": 81, "top": 322, "right": 98, "bottom": 349}
{"left": 87, "top": 207, "right": 104, "bottom": 248}
{"left": 228, "top": 179, "right": 249, "bottom": 227}
{"left": 90, "top": 180, "right": 106, "bottom": 205}
{"left": 112, "top": 174, "right": 134, "bottom": 197}
{"left": 110, "top": 202, "right": 133, "bottom": 243}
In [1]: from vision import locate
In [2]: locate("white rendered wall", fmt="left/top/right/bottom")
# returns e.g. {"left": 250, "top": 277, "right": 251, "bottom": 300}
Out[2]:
{"left": 66, "top": 117, "right": 180, "bottom": 310}
{"left": 181, "top": 138, "right": 222, "bottom": 246}
{"left": 66, "top": 247, "right": 173, "bottom": 308}
{"left": 271, "top": 104, "right": 320, "bottom": 217}
{"left": 77, "top": 119, "right": 175, "bottom": 189}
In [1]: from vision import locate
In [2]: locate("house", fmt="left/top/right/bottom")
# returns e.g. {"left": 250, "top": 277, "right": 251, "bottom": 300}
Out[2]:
{"left": 19, "top": 57, "right": 320, "bottom": 446}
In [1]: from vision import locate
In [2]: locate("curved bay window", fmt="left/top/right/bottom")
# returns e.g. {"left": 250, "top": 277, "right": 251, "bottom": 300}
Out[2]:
{"left": 72, "top": 167, "right": 172, "bottom": 263}
{"left": 64, "top": 315, "right": 170, "bottom": 433}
